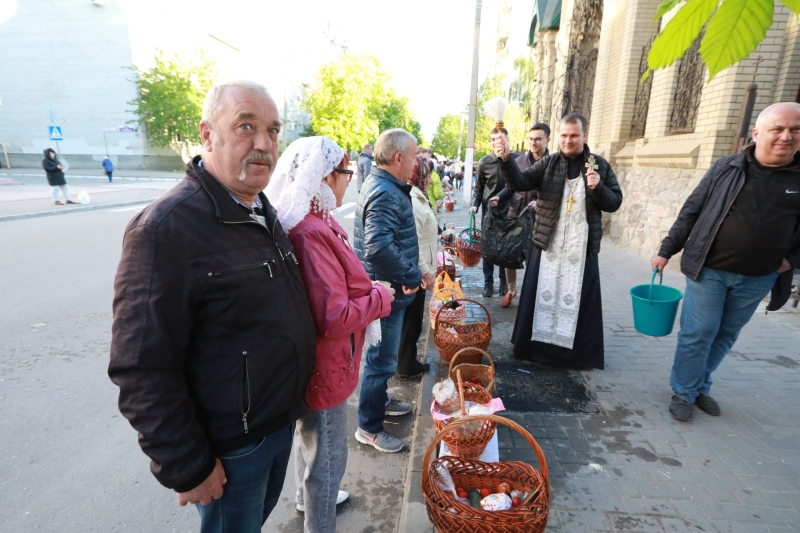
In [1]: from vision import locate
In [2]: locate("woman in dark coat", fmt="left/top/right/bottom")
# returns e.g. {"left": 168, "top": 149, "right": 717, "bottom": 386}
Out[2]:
{"left": 42, "top": 148, "right": 75, "bottom": 205}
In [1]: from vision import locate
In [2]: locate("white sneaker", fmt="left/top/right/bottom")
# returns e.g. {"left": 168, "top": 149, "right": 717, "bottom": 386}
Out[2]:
{"left": 295, "top": 490, "right": 349, "bottom": 513}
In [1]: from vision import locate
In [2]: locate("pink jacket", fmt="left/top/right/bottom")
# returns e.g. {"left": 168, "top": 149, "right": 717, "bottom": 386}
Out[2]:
{"left": 288, "top": 212, "right": 392, "bottom": 410}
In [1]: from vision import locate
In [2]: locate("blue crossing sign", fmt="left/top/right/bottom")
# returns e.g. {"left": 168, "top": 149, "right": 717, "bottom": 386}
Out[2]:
{"left": 49, "top": 126, "right": 63, "bottom": 141}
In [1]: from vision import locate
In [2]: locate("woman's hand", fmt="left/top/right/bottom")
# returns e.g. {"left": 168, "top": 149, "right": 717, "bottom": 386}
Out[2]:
{"left": 387, "top": 287, "right": 396, "bottom": 302}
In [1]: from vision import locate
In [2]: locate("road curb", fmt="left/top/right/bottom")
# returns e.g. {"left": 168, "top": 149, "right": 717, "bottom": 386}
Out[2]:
{"left": 0, "top": 198, "right": 158, "bottom": 222}
{"left": 398, "top": 310, "right": 441, "bottom": 533}
{"left": 0, "top": 172, "right": 182, "bottom": 182}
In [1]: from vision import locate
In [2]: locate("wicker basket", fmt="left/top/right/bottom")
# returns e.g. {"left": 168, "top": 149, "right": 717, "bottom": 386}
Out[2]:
{"left": 449, "top": 348, "right": 496, "bottom": 395}
{"left": 457, "top": 213, "right": 482, "bottom": 267}
{"left": 434, "top": 298, "right": 492, "bottom": 364}
{"left": 429, "top": 288, "right": 467, "bottom": 327}
{"left": 433, "top": 372, "right": 495, "bottom": 460}
{"left": 422, "top": 414, "right": 550, "bottom": 533}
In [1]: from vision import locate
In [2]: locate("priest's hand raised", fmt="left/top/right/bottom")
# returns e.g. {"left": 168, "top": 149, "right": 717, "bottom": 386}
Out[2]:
{"left": 586, "top": 169, "right": 600, "bottom": 189}
{"left": 493, "top": 136, "right": 511, "bottom": 161}
{"left": 651, "top": 256, "right": 669, "bottom": 272}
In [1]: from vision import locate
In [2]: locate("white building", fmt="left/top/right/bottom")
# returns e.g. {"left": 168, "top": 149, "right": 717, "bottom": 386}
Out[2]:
{"left": 0, "top": 0, "right": 310, "bottom": 170}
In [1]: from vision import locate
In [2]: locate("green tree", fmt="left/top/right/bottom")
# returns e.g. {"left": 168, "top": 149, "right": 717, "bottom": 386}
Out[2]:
{"left": 302, "top": 53, "right": 423, "bottom": 150}
{"left": 475, "top": 74, "right": 504, "bottom": 159}
{"left": 431, "top": 114, "right": 466, "bottom": 160}
{"left": 647, "top": 0, "right": 800, "bottom": 81}
{"left": 128, "top": 50, "right": 218, "bottom": 148}
{"left": 508, "top": 54, "right": 536, "bottom": 120}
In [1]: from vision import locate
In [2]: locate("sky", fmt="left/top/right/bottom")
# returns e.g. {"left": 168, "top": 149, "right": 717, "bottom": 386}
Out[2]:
{"left": 111, "top": 0, "right": 502, "bottom": 140}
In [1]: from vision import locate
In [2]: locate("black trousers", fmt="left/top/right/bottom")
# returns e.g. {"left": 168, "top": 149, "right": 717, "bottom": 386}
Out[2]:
{"left": 396, "top": 288, "right": 427, "bottom": 375}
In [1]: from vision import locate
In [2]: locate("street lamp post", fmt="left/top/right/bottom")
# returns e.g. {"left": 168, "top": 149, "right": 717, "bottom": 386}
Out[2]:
{"left": 463, "top": 0, "right": 482, "bottom": 206}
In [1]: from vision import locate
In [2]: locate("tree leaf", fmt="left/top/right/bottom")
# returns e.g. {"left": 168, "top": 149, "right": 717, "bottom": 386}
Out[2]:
{"left": 779, "top": 0, "right": 800, "bottom": 14}
{"left": 700, "top": 0, "right": 773, "bottom": 81}
{"left": 653, "top": 0, "right": 684, "bottom": 21}
{"left": 648, "top": 0, "right": 719, "bottom": 71}
{"left": 640, "top": 70, "right": 652, "bottom": 83}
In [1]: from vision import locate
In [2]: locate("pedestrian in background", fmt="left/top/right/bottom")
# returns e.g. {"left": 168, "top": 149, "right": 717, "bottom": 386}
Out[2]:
{"left": 267, "top": 136, "right": 394, "bottom": 533}
{"left": 109, "top": 80, "right": 316, "bottom": 533}
{"left": 354, "top": 128, "right": 422, "bottom": 453}
{"left": 357, "top": 144, "right": 373, "bottom": 192}
{"left": 42, "top": 148, "right": 76, "bottom": 205}
{"left": 490, "top": 123, "right": 550, "bottom": 307}
{"left": 653, "top": 102, "right": 800, "bottom": 422}
{"left": 470, "top": 128, "right": 509, "bottom": 298}
{"left": 102, "top": 156, "right": 114, "bottom": 182}
{"left": 396, "top": 155, "right": 436, "bottom": 379}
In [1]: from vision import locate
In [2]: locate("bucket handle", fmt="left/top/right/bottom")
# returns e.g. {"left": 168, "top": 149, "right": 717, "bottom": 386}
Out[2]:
{"left": 649, "top": 267, "right": 663, "bottom": 304}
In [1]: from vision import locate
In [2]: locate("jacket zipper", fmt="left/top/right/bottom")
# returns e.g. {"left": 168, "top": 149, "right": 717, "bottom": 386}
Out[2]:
{"left": 207, "top": 260, "right": 275, "bottom": 278}
{"left": 695, "top": 167, "right": 746, "bottom": 278}
{"left": 242, "top": 354, "right": 251, "bottom": 433}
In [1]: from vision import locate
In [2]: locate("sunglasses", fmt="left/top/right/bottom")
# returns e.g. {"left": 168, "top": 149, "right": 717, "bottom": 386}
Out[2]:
{"left": 334, "top": 168, "right": 355, "bottom": 183}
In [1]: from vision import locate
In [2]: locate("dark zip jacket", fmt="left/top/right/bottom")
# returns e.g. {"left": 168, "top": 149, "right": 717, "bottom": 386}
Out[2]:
{"left": 109, "top": 156, "right": 316, "bottom": 493}
{"left": 500, "top": 145, "right": 623, "bottom": 256}
{"left": 658, "top": 147, "right": 800, "bottom": 280}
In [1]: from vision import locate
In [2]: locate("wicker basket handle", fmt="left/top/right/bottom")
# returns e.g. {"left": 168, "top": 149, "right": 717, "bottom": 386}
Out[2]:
{"left": 457, "top": 369, "right": 466, "bottom": 413}
{"left": 448, "top": 347, "right": 494, "bottom": 378}
{"left": 421, "top": 414, "right": 549, "bottom": 501}
{"left": 431, "top": 287, "right": 464, "bottom": 302}
{"left": 435, "top": 297, "right": 492, "bottom": 333}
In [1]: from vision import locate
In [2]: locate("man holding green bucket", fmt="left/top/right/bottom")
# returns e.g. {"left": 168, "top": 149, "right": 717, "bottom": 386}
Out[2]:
{"left": 653, "top": 102, "right": 800, "bottom": 422}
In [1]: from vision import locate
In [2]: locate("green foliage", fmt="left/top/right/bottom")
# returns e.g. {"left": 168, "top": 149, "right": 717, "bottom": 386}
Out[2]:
{"left": 128, "top": 50, "right": 218, "bottom": 148}
{"left": 431, "top": 114, "right": 466, "bottom": 160}
{"left": 648, "top": 0, "right": 800, "bottom": 82}
{"left": 475, "top": 75, "right": 505, "bottom": 159}
{"left": 700, "top": 0, "right": 773, "bottom": 80}
{"left": 302, "top": 53, "right": 423, "bottom": 151}
{"left": 508, "top": 55, "right": 536, "bottom": 119}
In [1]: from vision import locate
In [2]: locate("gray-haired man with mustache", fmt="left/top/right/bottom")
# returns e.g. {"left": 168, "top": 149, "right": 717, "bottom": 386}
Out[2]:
{"left": 109, "top": 80, "right": 317, "bottom": 532}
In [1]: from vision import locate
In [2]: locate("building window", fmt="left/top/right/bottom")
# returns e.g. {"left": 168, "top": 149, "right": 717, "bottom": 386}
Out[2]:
{"left": 669, "top": 32, "right": 706, "bottom": 134}
{"left": 630, "top": 35, "right": 656, "bottom": 139}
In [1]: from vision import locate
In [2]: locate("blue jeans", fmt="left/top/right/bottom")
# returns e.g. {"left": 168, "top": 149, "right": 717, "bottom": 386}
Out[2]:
{"left": 671, "top": 267, "right": 778, "bottom": 403}
{"left": 197, "top": 423, "right": 294, "bottom": 533}
{"left": 358, "top": 306, "right": 406, "bottom": 433}
{"left": 482, "top": 258, "right": 507, "bottom": 286}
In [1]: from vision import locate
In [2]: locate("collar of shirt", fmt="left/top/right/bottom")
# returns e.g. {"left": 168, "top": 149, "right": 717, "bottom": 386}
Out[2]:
{"left": 198, "top": 158, "right": 263, "bottom": 210}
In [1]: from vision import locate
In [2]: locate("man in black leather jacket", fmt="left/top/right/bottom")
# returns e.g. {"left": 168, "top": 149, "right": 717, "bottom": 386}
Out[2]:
{"left": 109, "top": 80, "right": 316, "bottom": 532}
{"left": 653, "top": 102, "right": 800, "bottom": 422}
{"left": 471, "top": 127, "right": 510, "bottom": 297}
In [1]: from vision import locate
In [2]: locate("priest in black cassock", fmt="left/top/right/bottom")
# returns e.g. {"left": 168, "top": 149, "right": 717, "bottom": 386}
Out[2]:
{"left": 496, "top": 113, "right": 623, "bottom": 369}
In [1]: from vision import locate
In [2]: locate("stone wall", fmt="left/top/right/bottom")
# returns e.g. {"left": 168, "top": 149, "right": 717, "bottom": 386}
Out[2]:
{"left": 605, "top": 164, "right": 705, "bottom": 261}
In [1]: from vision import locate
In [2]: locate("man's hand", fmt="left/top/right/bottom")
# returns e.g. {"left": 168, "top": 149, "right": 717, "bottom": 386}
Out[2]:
{"left": 528, "top": 201, "right": 537, "bottom": 208}
{"left": 489, "top": 196, "right": 499, "bottom": 207}
{"left": 778, "top": 258, "right": 792, "bottom": 273}
{"left": 402, "top": 285, "right": 420, "bottom": 295}
{"left": 468, "top": 206, "right": 478, "bottom": 215}
{"left": 387, "top": 287, "right": 396, "bottom": 302}
{"left": 493, "top": 136, "right": 511, "bottom": 161}
{"left": 176, "top": 459, "right": 226, "bottom": 507}
{"left": 57, "top": 164, "right": 64, "bottom": 170}
{"left": 585, "top": 169, "right": 600, "bottom": 189}
{"left": 421, "top": 272, "right": 436, "bottom": 290}
{"left": 651, "top": 256, "right": 669, "bottom": 272}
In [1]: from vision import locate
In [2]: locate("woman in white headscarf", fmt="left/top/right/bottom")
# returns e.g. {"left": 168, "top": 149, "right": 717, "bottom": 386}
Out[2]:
{"left": 266, "top": 136, "right": 393, "bottom": 533}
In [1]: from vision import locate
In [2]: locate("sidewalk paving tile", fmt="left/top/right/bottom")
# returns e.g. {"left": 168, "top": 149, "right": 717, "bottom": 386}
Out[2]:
{"left": 401, "top": 204, "right": 800, "bottom": 533}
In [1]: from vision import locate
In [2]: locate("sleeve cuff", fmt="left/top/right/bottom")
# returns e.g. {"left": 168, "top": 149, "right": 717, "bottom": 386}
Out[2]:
{"left": 173, "top": 454, "right": 217, "bottom": 493}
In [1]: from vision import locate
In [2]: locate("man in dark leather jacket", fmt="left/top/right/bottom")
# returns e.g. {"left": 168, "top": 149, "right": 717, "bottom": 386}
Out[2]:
{"left": 354, "top": 128, "right": 422, "bottom": 453}
{"left": 109, "top": 80, "right": 316, "bottom": 532}
{"left": 471, "top": 128, "right": 510, "bottom": 297}
{"left": 653, "top": 102, "right": 800, "bottom": 422}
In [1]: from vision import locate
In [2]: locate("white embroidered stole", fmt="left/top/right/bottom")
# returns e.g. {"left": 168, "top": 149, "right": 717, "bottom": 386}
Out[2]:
{"left": 530, "top": 176, "right": 590, "bottom": 349}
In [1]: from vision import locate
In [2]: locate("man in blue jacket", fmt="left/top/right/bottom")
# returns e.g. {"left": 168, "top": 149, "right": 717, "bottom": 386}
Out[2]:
{"left": 353, "top": 128, "right": 422, "bottom": 453}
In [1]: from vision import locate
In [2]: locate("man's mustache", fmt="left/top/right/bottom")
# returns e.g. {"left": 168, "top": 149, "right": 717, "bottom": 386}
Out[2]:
{"left": 239, "top": 152, "right": 275, "bottom": 181}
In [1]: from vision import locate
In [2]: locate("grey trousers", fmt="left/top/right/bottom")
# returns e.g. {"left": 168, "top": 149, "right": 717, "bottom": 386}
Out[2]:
{"left": 294, "top": 401, "right": 348, "bottom": 533}
{"left": 505, "top": 268, "right": 517, "bottom": 292}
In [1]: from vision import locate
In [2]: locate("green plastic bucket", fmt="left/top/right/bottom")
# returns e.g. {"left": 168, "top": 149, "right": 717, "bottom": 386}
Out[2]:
{"left": 630, "top": 268, "right": 683, "bottom": 337}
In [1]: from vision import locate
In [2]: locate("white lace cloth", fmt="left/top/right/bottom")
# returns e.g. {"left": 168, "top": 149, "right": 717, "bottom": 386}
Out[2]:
{"left": 266, "top": 136, "right": 382, "bottom": 346}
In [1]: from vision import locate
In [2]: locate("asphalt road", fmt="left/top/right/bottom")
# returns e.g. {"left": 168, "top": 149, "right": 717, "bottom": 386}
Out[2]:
{"left": 0, "top": 178, "right": 418, "bottom": 533}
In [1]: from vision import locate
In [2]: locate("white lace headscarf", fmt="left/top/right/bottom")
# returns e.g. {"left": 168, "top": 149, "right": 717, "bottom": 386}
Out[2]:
{"left": 266, "top": 136, "right": 344, "bottom": 233}
{"left": 266, "top": 135, "right": 382, "bottom": 346}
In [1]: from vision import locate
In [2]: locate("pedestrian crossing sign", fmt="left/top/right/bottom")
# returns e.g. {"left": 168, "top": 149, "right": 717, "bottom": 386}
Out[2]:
{"left": 49, "top": 126, "right": 63, "bottom": 141}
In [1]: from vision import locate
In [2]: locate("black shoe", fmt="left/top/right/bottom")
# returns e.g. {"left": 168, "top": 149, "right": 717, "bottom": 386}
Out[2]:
{"left": 695, "top": 394, "right": 721, "bottom": 416}
{"left": 499, "top": 281, "right": 508, "bottom": 296}
{"left": 397, "top": 363, "right": 430, "bottom": 379}
{"left": 669, "top": 395, "right": 693, "bottom": 421}
{"left": 482, "top": 282, "right": 493, "bottom": 298}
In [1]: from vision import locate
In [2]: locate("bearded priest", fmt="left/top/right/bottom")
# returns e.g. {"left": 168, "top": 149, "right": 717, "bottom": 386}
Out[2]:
{"left": 497, "top": 113, "right": 623, "bottom": 369}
